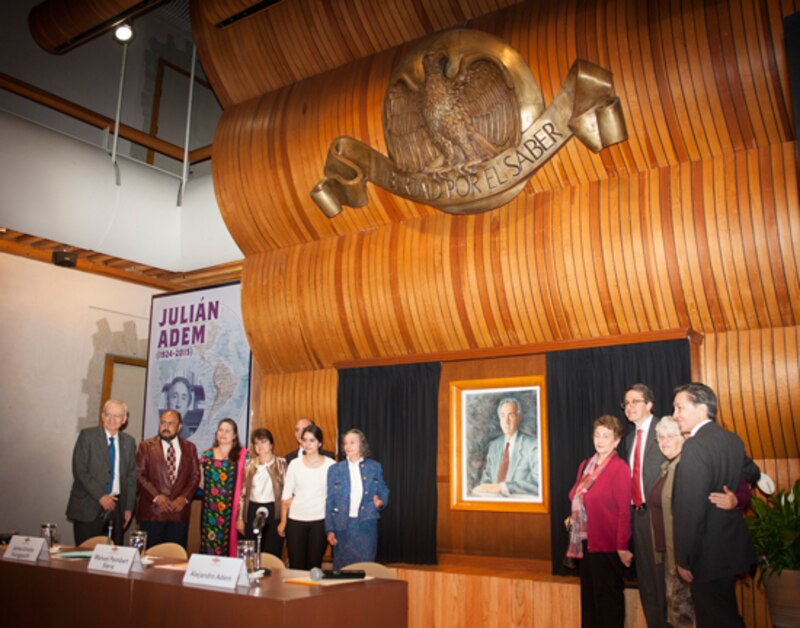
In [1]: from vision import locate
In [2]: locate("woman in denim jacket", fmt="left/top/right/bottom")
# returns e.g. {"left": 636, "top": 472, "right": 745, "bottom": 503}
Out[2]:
{"left": 325, "top": 429, "right": 389, "bottom": 570}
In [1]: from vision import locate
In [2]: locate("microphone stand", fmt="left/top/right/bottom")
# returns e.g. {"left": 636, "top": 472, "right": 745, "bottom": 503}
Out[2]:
{"left": 253, "top": 528, "right": 263, "bottom": 571}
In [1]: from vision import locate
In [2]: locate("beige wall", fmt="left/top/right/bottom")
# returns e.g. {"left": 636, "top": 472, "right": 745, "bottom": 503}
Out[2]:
{"left": 0, "top": 254, "right": 159, "bottom": 543}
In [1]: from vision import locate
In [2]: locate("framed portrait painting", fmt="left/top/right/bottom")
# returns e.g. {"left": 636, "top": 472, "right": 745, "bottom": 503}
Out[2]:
{"left": 450, "top": 375, "right": 549, "bottom": 513}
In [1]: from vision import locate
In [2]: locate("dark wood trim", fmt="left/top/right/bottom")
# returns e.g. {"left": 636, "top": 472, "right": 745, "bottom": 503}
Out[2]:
{"left": 333, "top": 328, "right": 703, "bottom": 368}
{"left": 0, "top": 72, "right": 211, "bottom": 164}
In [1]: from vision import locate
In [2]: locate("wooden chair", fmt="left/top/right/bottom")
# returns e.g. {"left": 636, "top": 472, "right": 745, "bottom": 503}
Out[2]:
{"left": 259, "top": 552, "right": 286, "bottom": 569}
{"left": 78, "top": 536, "right": 110, "bottom": 549}
{"left": 144, "top": 542, "right": 188, "bottom": 559}
{"left": 342, "top": 561, "right": 396, "bottom": 579}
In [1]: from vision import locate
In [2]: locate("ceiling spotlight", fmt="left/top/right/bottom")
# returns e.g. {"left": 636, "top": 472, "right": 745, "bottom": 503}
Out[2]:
{"left": 113, "top": 23, "right": 134, "bottom": 44}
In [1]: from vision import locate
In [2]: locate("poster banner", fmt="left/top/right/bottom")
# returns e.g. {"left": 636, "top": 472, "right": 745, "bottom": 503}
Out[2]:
{"left": 143, "top": 282, "right": 251, "bottom": 451}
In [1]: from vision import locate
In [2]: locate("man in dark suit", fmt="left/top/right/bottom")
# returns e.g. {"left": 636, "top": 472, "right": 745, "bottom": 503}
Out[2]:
{"left": 66, "top": 399, "right": 137, "bottom": 545}
{"left": 619, "top": 383, "right": 668, "bottom": 628}
{"left": 135, "top": 410, "right": 200, "bottom": 549}
{"left": 672, "top": 383, "right": 756, "bottom": 628}
{"left": 285, "top": 417, "right": 335, "bottom": 462}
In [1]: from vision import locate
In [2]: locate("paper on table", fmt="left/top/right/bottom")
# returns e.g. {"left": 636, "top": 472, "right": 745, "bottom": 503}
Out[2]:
{"left": 55, "top": 551, "right": 95, "bottom": 559}
{"left": 153, "top": 561, "right": 189, "bottom": 571}
{"left": 285, "top": 575, "right": 373, "bottom": 587}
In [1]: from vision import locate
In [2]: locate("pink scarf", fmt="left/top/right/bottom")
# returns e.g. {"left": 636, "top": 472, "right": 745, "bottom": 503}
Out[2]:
{"left": 228, "top": 452, "right": 247, "bottom": 557}
{"left": 567, "top": 451, "right": 616, "bottom": 559}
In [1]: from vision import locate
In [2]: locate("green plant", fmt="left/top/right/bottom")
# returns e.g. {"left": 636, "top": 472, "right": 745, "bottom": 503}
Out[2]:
{"left": 745, "top": 479, "right": 800, "bottom": 583}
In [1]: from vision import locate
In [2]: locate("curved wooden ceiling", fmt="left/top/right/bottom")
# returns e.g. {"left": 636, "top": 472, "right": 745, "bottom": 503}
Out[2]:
{"left": 211, "top": 0, "right": 796, "bottom": 256}
{"left": 190, "top": 0, "right": 526, "bottom": 107}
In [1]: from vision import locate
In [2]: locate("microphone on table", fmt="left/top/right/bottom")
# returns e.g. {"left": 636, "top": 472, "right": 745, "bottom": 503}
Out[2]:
{"left": 309, "top": 567, "right": 366, "bottom": 582}
{"left": 252, "top": 507, "right": 268, "bottom": 535}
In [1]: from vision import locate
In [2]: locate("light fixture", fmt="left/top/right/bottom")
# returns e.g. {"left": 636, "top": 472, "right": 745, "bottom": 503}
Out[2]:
{"left": 113, "top": 23, "right": 134, "bottom": 44}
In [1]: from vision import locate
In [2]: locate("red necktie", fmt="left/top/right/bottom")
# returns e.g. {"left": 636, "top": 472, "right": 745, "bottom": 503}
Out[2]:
{"left": 631, "top": 429, "right": 644, "bottom": 507}
{"left": 496, "top": 442, "right": 510, "bottom": 483}
{"left": 167, "top": 441, "right": 177, "bottom": 485}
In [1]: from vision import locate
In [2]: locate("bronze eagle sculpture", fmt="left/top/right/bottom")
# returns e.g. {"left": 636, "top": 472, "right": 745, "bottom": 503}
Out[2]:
{"left": 384, "top": 50, "right": 521, "bottom": 176}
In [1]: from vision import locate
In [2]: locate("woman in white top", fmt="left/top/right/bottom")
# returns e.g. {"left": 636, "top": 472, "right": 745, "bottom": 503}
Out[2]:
{"left": 279, "top": 424, "right": 335, "bottom": 569}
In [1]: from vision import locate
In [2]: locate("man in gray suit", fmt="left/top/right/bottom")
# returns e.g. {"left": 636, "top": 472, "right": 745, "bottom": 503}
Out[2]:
{"left": 66, "top": 399, "right": 137, "bottom": 545}
{"left": 672, "top": 383, "right": 756, "bottom": 628}
{"left": 474, "top": 397, "right": 539, "bottom": 497}
{"left": 620, "top": 383, "right": 668, "bottom": 628}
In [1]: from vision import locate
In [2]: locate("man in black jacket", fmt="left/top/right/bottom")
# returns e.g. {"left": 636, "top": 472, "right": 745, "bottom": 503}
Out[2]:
{"left": 672, "top": 383, "right": 756, "bottom": 628}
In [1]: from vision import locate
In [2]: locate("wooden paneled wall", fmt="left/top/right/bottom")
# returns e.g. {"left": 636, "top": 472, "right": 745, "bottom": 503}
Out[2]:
{"left": 251, "top": 367, "right": 339, "bottom": 454}
{"left": 211, "top": 0, "right": 797, "bottom": 257}
{"left": 394, "top": 557, "right": 774, "bottom": 628}
{"left": 191, "top": 0, "right": 526, "bottom": 107}
{"left": 239, "top": 144, "right": 799, "bottom": 372}
{"left": 207, "top": 0, "right": 800, "bottom": 578}
{"left": 701, "top": 326, "right": 800, "bottom": 485}
{"left": 395, "top": 555, "right": 647, "bottom": 628}
{"left": 437, "top": 355, "right": 550, "bottom": 558}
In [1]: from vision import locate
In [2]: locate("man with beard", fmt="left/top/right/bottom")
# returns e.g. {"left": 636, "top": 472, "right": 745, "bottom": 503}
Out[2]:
{"left": 135, "top": 409, "right": 200, "bottom": 548}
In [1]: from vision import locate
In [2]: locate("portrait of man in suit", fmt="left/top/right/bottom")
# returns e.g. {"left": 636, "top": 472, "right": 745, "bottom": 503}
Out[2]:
{"left": 472, "top": 397, "right": 539, "bottom": 498}
{"left": 66, "top": 399, "right": 137, "bottom": 545}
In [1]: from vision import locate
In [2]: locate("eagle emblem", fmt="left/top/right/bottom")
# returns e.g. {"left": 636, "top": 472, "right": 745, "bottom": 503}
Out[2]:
{"left": 384, "top": 49, "right": 522, "bottom": 176}
{"left": 312, "top": 29, "right": 626, "bottom": 217}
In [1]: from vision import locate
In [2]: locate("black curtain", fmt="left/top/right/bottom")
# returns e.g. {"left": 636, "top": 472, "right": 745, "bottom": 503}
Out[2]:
{"left": 337, "top": 362, "right": 441, "bottom": 564}
{"left": 547, "top": 339, "right": 691, "bottom": 576}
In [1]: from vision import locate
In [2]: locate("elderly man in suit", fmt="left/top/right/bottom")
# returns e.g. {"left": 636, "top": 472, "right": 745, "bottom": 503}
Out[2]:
{"left": 619, "top": 383, "right": 668, "bottom": 628}
{"left": 135, "top": 409, "right": 200, "bottom": 549}
{"left": 672, "top": 383, "right": 756, "bottom": 628}
{"left": 474, "top": 397, "right": 539, "bottom": 497}
{"left": 66, "top": 399, "right": 137, "bottom": 545}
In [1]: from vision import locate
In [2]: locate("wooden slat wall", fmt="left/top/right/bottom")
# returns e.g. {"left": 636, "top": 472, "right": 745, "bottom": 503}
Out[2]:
{"left": 211, "top": 0, "right": 797, "bottom": 258}
{"left": 250, "top": 367, "right": 338, "bottom": 455}
{"left": 239, "top": 145, "right": 799, "bottom": 375}
{"left": 192, "top": 0, "right": 526, "bottom": 107}
{"left": 394, "top": 562, "right": 647, "bottom": 628}
{"left": 394, "top": 562, "right": 776, "bottom": 628}
{"left": 202, "top": 3, "right": 800, "bottom": 622}
{"left": 701, "top": 326, "right": 800, "bottom": 465}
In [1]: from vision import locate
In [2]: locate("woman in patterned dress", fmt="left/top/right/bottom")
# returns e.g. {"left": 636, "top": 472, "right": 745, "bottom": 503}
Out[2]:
{"left": 199, "top": 418, "right": 245, "bottom": 556}
{"left": 325, "top": 429, "right": 389, "bottom": 570}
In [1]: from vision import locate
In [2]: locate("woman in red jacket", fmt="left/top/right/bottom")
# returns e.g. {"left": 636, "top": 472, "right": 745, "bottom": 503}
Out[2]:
{"left": 566, "top": 414, "right": 633, "bottom": 628}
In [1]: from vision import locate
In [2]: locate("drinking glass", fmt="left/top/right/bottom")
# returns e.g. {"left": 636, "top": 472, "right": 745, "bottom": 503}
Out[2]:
{"left": 128, "top": 530, "right": 148, "bottom": 555}
{"left": 40, "top": 523, "right": 57, "bottom": 548}
{"left": 237, "top": 540, "right": 256, "bottom": 574}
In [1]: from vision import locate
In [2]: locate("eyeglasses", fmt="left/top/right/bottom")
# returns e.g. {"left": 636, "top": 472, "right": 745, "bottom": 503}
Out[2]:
{"left": 620, "top": 399, "right": 646, "bottom": 410}
{"left": 656, "top": 433, "right": 683, "bottom": 442}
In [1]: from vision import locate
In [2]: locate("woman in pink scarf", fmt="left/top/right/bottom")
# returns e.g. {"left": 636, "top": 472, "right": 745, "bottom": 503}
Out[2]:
{"left": 566, "top": 414, "right": 632, "bottom": 628}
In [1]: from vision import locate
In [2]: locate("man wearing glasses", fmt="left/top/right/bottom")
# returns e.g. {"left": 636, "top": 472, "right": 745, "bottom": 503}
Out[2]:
{"left": 620, "top": 384, "right": 668, "bottom": 628}
{"left": 66, "top": 399, "right": 137, "bottom": 545}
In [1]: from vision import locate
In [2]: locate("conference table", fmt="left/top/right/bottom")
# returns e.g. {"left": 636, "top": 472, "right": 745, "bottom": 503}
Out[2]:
{"left": 0, "top": 548, "right": 407, "bottom": 628}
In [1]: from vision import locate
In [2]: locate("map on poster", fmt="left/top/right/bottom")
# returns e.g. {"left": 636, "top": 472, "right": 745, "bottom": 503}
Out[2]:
{"left": 143, "top": 282, "right": 251, "bottom": 450}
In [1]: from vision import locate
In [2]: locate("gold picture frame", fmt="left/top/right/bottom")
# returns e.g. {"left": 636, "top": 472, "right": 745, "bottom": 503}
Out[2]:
{"left": 450, "top": 375, "right": 549, "bottom": 513}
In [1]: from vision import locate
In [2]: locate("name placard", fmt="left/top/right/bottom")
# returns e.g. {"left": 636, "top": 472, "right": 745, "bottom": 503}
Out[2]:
{"left": 3, "top": 536, "right": 49, "bottom": 562}
{"left": 182, "top": 554, "right": 249, "bottom": 590}
{"left": 87, "top": 545, "right": 143, "bottom": 575}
